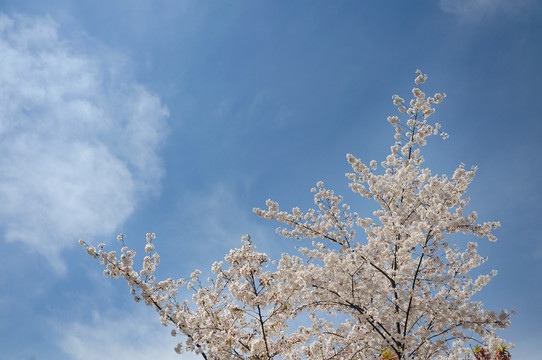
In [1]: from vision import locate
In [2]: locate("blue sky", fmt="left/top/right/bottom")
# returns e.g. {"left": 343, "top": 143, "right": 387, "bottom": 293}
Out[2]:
{"left": 0, "top": 1, "right": 540, "bottom": 359}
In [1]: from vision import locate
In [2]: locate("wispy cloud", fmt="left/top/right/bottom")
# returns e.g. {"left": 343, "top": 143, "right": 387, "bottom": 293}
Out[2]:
{"left": 56, "top": 308, "right": 200, "bottom": 360}
{"left": 439, "top": 0, "right": 534, "bottom": 19}
{"left": 0, "top": 14, "right": 168, "bottom": 272}
{"left": 179, "top": 183, "right": 266, "bottom": 248}
{"left": 170, "top": 182, "right": 280, "bottom": 269}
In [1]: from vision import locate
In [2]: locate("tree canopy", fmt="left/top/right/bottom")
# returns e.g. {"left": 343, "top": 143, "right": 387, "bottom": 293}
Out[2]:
{"left": 81, "top": 71, "right": 512, "bottom": 360}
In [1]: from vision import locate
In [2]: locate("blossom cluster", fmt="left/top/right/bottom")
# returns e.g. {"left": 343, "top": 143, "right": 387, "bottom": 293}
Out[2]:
{"left": 82, "top": 71, "right": 512, "bottom": 359}
{"left": 474, "top": 344, "right": 511, "bottom": 360}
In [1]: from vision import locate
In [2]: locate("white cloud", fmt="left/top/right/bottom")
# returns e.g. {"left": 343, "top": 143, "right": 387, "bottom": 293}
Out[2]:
{"left": 0, "top": 14, "right": 168, "bottom": 272}
{"left": 57, "top": 308, "right": 201, "bottom": 360}
{"left": 440, "top": 0, "right": 533, "bottom": 19}
{"left": 171, "top": 182, "right": 279, "bottom": 266}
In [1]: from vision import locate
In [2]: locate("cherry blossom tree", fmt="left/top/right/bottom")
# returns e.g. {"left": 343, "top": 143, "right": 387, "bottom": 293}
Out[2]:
{"left": 81, "top": 71, "right": 513, "bottom": 359}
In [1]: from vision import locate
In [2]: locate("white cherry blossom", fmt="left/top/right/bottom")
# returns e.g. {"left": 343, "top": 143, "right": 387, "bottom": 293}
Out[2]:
{"left": 82, "top": 71, "right": 512, "bottom": 359}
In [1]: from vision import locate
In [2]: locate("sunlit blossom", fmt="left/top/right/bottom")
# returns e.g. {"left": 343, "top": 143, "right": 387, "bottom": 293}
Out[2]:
{"left": 82, "top": 71, "right": 512, "bottom": 360}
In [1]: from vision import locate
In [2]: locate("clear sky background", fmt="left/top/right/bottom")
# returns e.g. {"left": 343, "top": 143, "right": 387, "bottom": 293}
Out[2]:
{"left": 0, "top": 1, "right": 540, "bottom": 359}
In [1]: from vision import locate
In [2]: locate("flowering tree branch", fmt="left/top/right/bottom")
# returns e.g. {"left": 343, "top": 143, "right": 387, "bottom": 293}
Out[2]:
{"left": 81, "top": 70, "right": 513, "bottom": 359}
